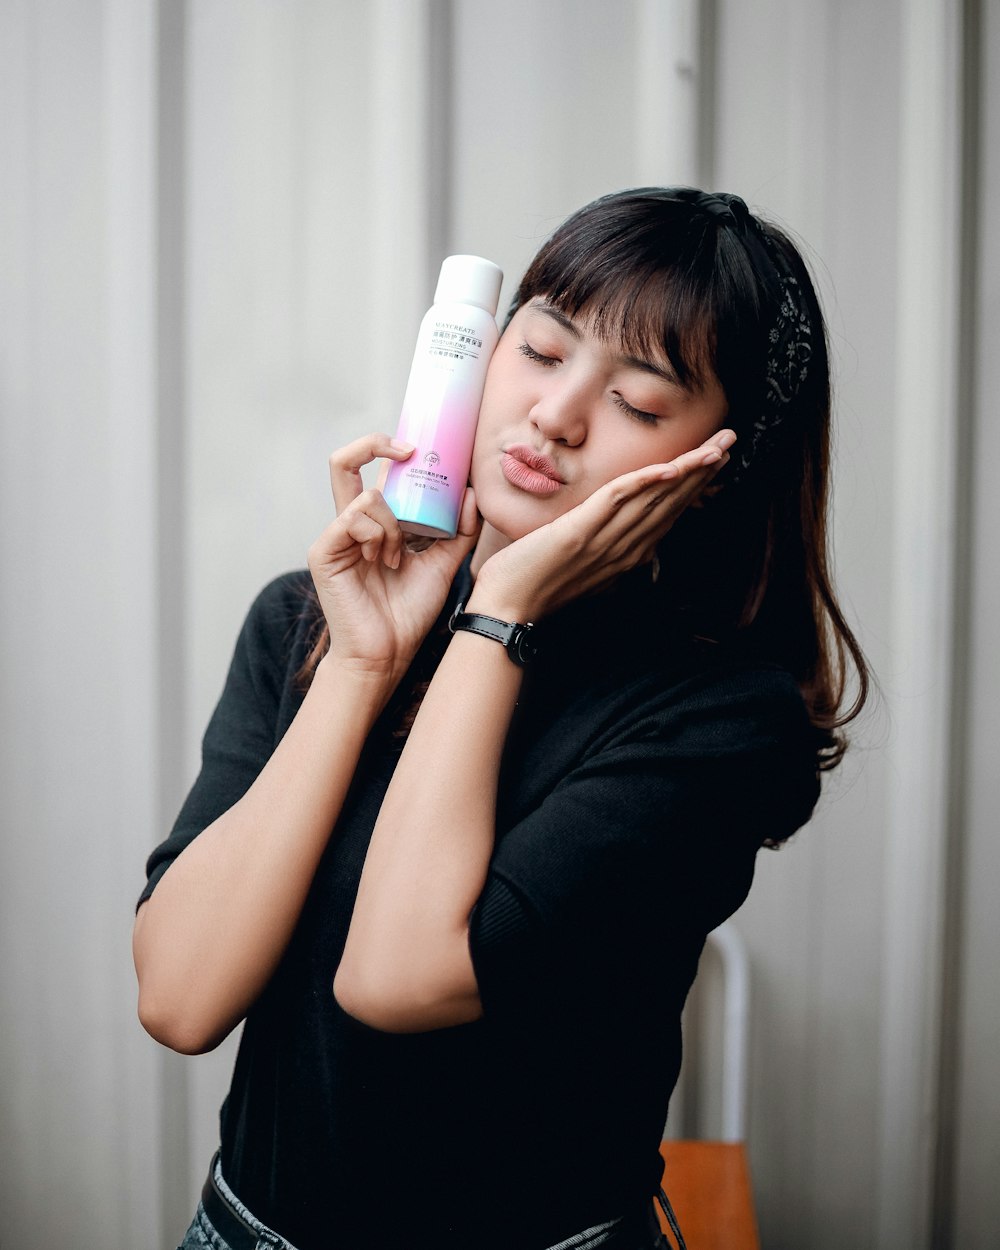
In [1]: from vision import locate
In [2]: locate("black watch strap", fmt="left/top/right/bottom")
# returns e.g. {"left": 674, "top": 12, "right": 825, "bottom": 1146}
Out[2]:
{"left": 448, "top": 601, "right": 538, "bottom": 666}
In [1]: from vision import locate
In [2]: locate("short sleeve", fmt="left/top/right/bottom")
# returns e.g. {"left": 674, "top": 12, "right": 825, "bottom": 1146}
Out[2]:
{"left": 468, "top": 664, "right": 820, "bottom": 1023}
{"left": 137, "top": 573, "right": 309, "bottom": 909}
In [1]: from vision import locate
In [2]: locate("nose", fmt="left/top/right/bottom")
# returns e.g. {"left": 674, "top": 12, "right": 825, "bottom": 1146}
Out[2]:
{"left": 529, "top": 377, "right": 589, "bottom": 447}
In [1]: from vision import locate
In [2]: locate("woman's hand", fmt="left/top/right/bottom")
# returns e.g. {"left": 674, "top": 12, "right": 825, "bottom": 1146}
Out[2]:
{"left": 308, "top": 434, "right": 481, "bottom": 681}
{"left": 470, "top": 429, "right": 736, "bottom": 621}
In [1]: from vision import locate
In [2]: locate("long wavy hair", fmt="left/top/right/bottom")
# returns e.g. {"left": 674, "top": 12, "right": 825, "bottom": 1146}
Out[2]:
{"left": 299, "top": 188, "right": 871, "bottom": 772}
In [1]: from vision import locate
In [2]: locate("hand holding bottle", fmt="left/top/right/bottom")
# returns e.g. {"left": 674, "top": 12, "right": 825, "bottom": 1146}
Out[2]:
{"left": 308, "top": 434, "right": 480, "bottom": 685}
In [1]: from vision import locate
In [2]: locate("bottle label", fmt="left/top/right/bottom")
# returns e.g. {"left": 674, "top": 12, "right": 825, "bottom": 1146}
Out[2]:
{"left": 382, "top": 303, "right": 498, "bottom": 538}
{"left": 429, "top": 321, "right": 487, "bottom": 361}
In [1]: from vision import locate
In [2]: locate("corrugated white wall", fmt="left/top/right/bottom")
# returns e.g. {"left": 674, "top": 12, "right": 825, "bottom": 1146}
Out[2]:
{"left": 0, "top": 2, "right": 164, "bottom": 1246}
{"left": 1, "top": 2, "right": 996, "bottom": 1247}
{"left": 951, "top": 3, "right": 1000, "bottom": 1246}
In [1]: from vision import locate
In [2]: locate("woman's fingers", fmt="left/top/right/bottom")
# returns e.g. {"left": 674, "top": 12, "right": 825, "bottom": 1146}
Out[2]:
{"left": 311, "top": 488, "right": 405, "bottom": 571}
{"left": 596, "top": 434, "right": 734, "bottom": 516}
{"left": 349, "top": 490, "right": 406, "bottom": 568}
{"left": 655, "top": 428, "right": 737, "bottom": 480}
{"left": 446, "top": 486, "right": 482, "bottom": 563}
{"left": 474, "top": 430, "right": 737, "bottom": 619}
{"left": 343, "top": 512, "right": 385, "bottom": 564}
{"left": 328, "top": 434, "right": 414, "bottom": 514}
{"left": 456, "top": 485, "right": 480, "bottom": 539}
{"left": 570, "top": 429, "right": 736, "bottom": 561}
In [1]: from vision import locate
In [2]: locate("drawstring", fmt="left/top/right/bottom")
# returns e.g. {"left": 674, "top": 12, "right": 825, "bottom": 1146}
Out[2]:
{"left": 656, "top": 1187, "right": 688, "bottom": 1250}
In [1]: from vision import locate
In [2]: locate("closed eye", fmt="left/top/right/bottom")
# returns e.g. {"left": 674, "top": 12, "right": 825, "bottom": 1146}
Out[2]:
{"left": 612, "top": 392, "right": 660, "bottom": 425}
{"left": 517, "top": 341, "right": 560, "bottom": 367}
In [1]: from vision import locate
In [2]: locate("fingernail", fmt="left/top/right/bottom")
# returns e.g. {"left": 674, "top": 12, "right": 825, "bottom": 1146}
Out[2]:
{"left": 659, "top": 464, "right": 679, "bottom": 480}
{"left": 702, "top": 450, "right": 723, "bottom": 466}
{"left": 717, "top": 430, "right": 737, "bottom": 450}
{"left": 390, "top": 439, "right": 414, "bottom": 452}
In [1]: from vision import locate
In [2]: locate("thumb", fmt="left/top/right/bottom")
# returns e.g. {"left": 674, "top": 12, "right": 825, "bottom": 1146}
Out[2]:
{"left": 433, "top": 487, "right": 481, "bottom": 573}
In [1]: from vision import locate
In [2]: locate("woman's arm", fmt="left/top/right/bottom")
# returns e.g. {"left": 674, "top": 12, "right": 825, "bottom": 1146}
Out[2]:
{"left": 133, "top": 658, "right": 391, "bottom": 1054}
{"left": 333, "top": 626, "right": 521, "bottom": 1032}
{"left": 335, "top": 438, "right": 733, "bottom": 1032}
{"left": 133, "top": 435, "right": 479, "bottom": 1054}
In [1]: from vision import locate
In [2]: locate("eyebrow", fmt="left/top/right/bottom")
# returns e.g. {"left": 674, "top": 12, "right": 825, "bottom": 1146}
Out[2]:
{"left": 532, "top": 303, "right": 684, "bottom": 389}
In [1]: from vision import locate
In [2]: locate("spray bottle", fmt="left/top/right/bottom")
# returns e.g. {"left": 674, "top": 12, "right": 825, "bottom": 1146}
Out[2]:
{"left": 382, "top": 254, "right": 503, "bottom": 538}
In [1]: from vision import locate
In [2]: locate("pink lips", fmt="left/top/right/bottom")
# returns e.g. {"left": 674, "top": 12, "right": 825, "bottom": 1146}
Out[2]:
{"left": 501, "top": 444, "right": 564, "bottom": 496}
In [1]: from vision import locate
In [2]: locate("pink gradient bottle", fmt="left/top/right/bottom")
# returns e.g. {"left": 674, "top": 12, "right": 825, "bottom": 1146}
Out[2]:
{"left": 383, "top": 254, "right": 503, "bottom": 538}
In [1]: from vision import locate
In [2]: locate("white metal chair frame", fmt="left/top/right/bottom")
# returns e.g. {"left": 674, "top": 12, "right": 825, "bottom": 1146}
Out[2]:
{"left": 703, "top": 921, "right": 750, "bottom": 1143}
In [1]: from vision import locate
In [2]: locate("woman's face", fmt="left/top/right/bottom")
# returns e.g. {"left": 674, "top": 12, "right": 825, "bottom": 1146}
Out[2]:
{"left": 470, "top": 298, "right": 728, "bottom": 542}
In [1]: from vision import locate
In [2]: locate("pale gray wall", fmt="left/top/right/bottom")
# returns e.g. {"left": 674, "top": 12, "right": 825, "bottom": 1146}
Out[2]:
{"left": 1, "top": 2, "right": 996, "bottom": 1248}
{"left": 951, "top": 1, "right": 1000, "bottom": 1244}
{"left": 711, "top": 2, "right": 898, "bottom": 1241}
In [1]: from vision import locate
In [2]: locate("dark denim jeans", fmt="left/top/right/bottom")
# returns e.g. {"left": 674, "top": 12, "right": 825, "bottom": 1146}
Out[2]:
{"left": 178, "top": 1154, "right": 671, "bottom": 1250}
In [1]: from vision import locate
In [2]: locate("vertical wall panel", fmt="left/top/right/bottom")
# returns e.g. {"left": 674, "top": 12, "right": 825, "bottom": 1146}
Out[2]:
{"left": 153, "top": 0, "right": 194, "bottom": 1234}
{"left": 635, "top": 0, "right": 706, "bottom": 187}
{"left": 877, "top": 0, "right": 964, "bottom": 1241}
{"left": 449, "top": 0, "right": 640, "bottom": 306}
{"left": 104, "top": 2, "right": 168, "bottom": 1241}
{"left": 0, "top": 1, "right": 163, "bottom": 1246}
{"left": 952, "top": 3, "right": 1000, "bottom": 1243}
{"left": 714, "top": 1, "right": 902, "bottom": 1245}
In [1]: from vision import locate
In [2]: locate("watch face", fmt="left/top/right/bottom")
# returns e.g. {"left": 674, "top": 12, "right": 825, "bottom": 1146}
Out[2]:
{"left": 510, "top": 625, "right": 538, "bottom": 665}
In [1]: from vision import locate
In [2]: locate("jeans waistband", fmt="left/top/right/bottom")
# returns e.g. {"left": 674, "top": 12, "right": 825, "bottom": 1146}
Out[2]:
{"left": 200, "top": 1153, "right": 301, "bottom": 1250}
{"left": 544, "top": 1203, "right": 668, "bottom": 1250}
{"left": 197, "top": 1153, "right": 669, "bottom": 1250}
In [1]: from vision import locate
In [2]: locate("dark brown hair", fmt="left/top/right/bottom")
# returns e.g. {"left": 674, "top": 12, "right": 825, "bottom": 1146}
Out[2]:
{"left": 300, "top": 188, "right": 871, "bottom": 772}
{"left": 506, "top": 187, "right": 868, "bottom": 769}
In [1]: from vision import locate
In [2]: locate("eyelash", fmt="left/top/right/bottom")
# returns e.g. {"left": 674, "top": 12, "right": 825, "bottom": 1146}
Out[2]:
{"left": 517, "top": 341, "right": 559, "bottom": 367}
{"left": 518, "top": 340, "right": 661, "bottom": 425}
{"left": 612, "top": 393, "right": 660, "bottom": 426}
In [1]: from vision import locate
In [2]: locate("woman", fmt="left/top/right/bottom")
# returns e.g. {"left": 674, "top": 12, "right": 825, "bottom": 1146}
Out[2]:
{"left": 134, "top": 188, "right": 869, "bottom": 1250}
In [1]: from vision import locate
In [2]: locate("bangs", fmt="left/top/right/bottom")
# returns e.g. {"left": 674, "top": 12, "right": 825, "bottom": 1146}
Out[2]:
{"left": 510, "top": 204, "right": 721, "bottom": 394}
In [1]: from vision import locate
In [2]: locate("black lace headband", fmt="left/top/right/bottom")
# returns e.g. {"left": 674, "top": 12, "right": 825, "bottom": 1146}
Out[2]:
{"left": 673, "top": 189, "right": 814, "bottom": 483}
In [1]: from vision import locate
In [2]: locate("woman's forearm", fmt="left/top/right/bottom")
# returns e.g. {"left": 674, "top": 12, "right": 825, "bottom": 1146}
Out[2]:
{"left": 334, "top": 599, "right": 524, "bottom": 1033}
{"left": 133, "top": 656, "right": 390, "bottom": 1054}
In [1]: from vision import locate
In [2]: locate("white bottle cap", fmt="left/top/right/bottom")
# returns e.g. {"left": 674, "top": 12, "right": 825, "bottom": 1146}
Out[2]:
{"left": 433, "top": 254, "right": 503, "bottom": 315}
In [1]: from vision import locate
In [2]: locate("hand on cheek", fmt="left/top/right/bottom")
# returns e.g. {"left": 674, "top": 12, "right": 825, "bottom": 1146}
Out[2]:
{"left": 469, "top": 429, "right": 736, "bottom": 621}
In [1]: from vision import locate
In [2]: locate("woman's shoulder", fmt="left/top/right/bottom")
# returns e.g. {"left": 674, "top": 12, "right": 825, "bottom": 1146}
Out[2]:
{"left": 246, "top": 567, "right": 314, "bottom": 619}
{"left": 543, "top": 570, "right": 813, "bottom": 741}
{"left": 239, "top": 568, "right": 315, "bottom": 634}
{"left": 665, "top": 647, "right": 811, "bottom": 724}
{"left": 605, "top": 647, "right": 816, "bottom": 756}
{"left": 635, "top": 651, "right": 822, "bottom": 829}
{"left": 233, "top": 569, "right": 317, "bottom": 688}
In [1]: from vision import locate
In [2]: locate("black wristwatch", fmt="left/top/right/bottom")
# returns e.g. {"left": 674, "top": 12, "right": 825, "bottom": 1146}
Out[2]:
{"left": 448, "top": 600, "right": 539, "bottom": 666}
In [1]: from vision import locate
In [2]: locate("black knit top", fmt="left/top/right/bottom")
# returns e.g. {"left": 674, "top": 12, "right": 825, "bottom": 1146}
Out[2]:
{"left": 139, "top": 560, "right": 820, "bottom": 1250}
